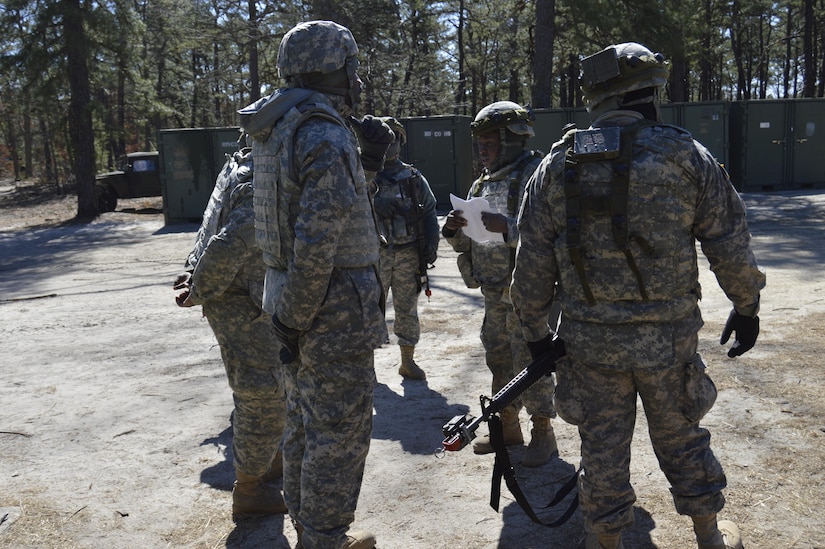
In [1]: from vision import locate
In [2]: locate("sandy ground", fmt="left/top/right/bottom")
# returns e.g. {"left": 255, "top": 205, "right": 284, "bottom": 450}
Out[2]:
{"left": 1, "top": 184, "right": 824, "bottom": 549}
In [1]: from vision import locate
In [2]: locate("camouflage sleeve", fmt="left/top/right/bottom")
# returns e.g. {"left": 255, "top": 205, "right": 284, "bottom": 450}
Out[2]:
{"left": 189, "top": 183, "right": 256, "bottom": 304}
{"left": 511, "top": 156, "right": 560, "bottom": 342}
{"left": 275, "top": 120, "right": 359, "bottom": 330}
{"left": 693, "top": 143, "right": 765, "bottom": 316}
{"left": 416, "top": 173, "right": 440, "bottom": 258}
{"left": 505, "top": 155, "right": 542, "bottom": 248}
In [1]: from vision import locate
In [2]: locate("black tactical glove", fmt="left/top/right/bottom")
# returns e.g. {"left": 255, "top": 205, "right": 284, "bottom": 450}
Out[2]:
{"left": 720, "top": 309, "right": 759, "bottom": 358}
{"left": 272, "top": 313, "right": 300, "bottom": 364}
{"left": 526, "top": 332, "right": 556, "bottom": 362}
{"left": 350, "top": 115, "right": 395, "bottom": 172}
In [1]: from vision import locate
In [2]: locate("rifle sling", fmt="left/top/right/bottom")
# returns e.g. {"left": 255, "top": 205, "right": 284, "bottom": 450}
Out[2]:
{"left": 488, "top": 415, "right": 581, "bottom": 527}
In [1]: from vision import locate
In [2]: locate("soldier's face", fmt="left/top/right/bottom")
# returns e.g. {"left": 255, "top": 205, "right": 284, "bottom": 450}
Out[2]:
{"left": 477, "top": 132, "right": 501, "bottom": 169}
{"left": 352, "top": 72, "right": 363, "bottom": 106}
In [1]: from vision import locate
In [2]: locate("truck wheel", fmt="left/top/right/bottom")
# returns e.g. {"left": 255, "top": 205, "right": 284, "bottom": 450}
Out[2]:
{"left": 96, "top": 184, "right": 118, "bottom": 212}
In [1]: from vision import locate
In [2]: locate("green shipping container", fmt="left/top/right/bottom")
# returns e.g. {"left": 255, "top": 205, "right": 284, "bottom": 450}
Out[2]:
{"left": 789, "top": 99, "right": 825, "bottom": 188}
{"left": 158, "top": 127, "right": 242, "bottom": 225}
{"left": 730, "top": 100, "right": 790, "bottom": 191}
{"left": 681, "top": 102, "right": 730, "bottom": 169}
{"left": 400, "top": 116, "right": 474, "bottom": 211}
{"left": 532, "top": 108, "right": 569, "bottom": 154}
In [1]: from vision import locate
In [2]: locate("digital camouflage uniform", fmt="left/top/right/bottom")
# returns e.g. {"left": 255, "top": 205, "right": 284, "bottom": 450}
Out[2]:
{"left": 511, "top": 107, "right": 765, "bottom": 541}
{"left": 374, "top": 157, "right": 439, "bottom": 347}
{"left": 444, "top": 149, "right": 555, "bottom": 418}
{"left": 183, "top": 149, "right": 285, "bottom": 479}
{"left": 245, "top": 21, "right": 386, "bottom": 545}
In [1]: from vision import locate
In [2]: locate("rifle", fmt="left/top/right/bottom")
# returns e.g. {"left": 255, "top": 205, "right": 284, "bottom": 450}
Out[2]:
{"left": 441, "top": 343, "right": 561, "bottom": 452}
{"left": 405, "top": 175, "right": 432, "bottom": 300}
{"left": 440, "top": 336, "right": 580, "bottom": 528}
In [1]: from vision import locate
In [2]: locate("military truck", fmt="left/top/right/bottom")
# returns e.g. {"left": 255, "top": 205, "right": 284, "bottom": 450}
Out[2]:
{"left": 95, "top": 151, "right": 161, "bottom": 212}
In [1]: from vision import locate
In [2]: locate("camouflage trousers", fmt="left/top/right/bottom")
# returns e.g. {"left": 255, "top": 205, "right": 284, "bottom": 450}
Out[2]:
{"left": 281, "top": 349, "right": 376, "bottom": 549}
{"left": 379, "top": 245, "right": 421, "bottom": 346}
{"left": 480, "top": 285, "right": 556, "bottom": 418}
{"left": 203, "top": 297, "right": 285, "bottom": 477}
{"left": 554, "top": 328, "right": 727, "bottom": 535}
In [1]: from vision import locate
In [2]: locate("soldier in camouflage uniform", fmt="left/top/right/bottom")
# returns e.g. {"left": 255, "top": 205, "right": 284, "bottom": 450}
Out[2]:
{"left": 240, "top": 20, "right": 393, "bottom": 549}
{"left": 511, "top": 43, "right": 765, "bottom": 549}
{"left": 173, "top": 147, "right": 287, "bottom": 519}
{"left": 442, "top": 101, "right": 558, "bottom": 467}
{"left": 373, "top": 117, "right": 439, "bottom": 381}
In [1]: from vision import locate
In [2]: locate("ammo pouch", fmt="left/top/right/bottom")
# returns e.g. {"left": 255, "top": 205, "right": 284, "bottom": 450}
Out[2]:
{"left": 457, "top": 252, "right": 480, "bottom": 289}
{"left": 681, "top": 353, "right": 718, "bottom": 422}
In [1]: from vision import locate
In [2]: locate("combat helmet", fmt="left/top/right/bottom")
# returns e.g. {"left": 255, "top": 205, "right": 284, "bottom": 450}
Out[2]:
{"left": 277, "top": 20, "right": 360, "bottom": 107}
{"left": 470, "top": 101, "right": 535, "bottom": 138}
{"left": 580, "top": 42, "right": 669, "bottom": 120}
{"left": 471, "top": 101, "right": 535, "bottom": 171}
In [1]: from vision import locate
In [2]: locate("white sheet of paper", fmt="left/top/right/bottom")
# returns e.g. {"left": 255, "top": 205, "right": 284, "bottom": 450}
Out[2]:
{"left": 449, "top": 193, "right": 504, "bottom": 243}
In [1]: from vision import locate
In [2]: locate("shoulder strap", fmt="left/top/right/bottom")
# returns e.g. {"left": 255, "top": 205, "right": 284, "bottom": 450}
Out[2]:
{"left": 287, "top": 108, "right": 346, "bottom": 182}
{"left": 564, "top": 121, "right": 655, "bottom": 305}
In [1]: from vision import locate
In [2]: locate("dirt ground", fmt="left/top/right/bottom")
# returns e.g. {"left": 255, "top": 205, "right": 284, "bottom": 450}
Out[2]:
{"left": 1, "top": 180, "right": 824, "bottom": 549}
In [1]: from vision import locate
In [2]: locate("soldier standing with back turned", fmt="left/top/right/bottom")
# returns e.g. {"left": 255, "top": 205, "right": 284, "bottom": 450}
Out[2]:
{"left": 173, "top": 147, "right": 287, "bottom": 520}
{"left": 511, "top": 43, "right": 765, "bottom": 549}
{"left": 373, "top": 116, "right": 439, "bottom": 381}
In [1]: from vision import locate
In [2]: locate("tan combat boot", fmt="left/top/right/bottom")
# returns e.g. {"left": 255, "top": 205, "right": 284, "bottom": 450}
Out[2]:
{"left": 232, "top": 469, "right": 287, "bottom": 517}
{"left": 521, "top": 416, "right": 558, "bottom": 467}
{"left": 693, "top": 514, "right": 744, "bottom": 549}
{"left": 472, "top": 405, "right": 524, "bottom": 454}
{"left": 399, "top": 344, "right": 426, "bottom": 380}
{"left": 262, "top": 448, "right": 283, "bottom": 483}
{"left": 343, "top": 529, "right": 376, "bottom": 549}
{"left": 585, "top": 532, "right": 624, "bottom": 549}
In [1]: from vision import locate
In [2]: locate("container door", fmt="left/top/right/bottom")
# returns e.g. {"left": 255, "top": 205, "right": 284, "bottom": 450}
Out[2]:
{"left": 791, "top": 100, "right": 825, "bottom": 187}
{"left": 402, "top": 116, "right": 473, "bottom": 211}
{"left": 682, "top": 102, "right": 729, "bottom": 168}
{"left": 740, "top": 101, "right": 788, "bottom": 190}
{"left": 532, "top": 109, "right": 569, "bottom": 155}
{"left": 158, "top": 129, "right": 213, "bottom": 225}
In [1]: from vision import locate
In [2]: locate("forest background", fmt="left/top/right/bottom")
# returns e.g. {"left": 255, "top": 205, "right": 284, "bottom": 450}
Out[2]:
{"left": 2, "top": 0, "right": 825, "bottom": 220}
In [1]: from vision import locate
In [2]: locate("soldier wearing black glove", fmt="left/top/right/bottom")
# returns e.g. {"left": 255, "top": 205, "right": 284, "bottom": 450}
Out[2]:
{"left": 271, "top": 313, "right": 300, "bottom": 364}
{"left": 720, "top": 309, "right": 760, "bottom": 358}
{"left": 350, "top": 114, "right": 395, "bottom": 172}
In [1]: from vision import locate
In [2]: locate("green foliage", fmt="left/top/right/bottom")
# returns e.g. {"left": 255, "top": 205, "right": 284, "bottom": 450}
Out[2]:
{"left": 0, "top": 0, "right": 823, "bottom": 187}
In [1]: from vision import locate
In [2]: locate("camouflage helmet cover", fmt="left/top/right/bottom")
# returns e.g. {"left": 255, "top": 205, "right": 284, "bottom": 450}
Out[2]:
{"left": 379, "top": 116, "right": 407, "bottom": 145}
{"left": 471, "top": 101, "right": 535, "bottom": 138}
{"left": 277, "top": 20, "right": 359, "bottom": 79}
{"left": 580, "top": 42, "right": 669, "bottom": 111}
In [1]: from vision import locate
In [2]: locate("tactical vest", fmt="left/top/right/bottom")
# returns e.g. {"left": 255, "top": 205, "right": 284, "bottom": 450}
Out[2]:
{"left": 188, "top": 149, "right": 253, "bottom": 269}
{"left": 559, "top": 121, "right": 697, "bottom": 307}
{"left": 251, "top": 97, "right": 380, "bottom": 272}
{"left": 374, "top": 163, "right": 421, "bottom": 246}
{"left": 470, "top": 149, "right": 543, "bottom": 216}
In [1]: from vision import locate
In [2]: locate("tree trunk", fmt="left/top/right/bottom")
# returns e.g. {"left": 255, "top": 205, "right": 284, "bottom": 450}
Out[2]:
{"left": 802, "top": 0, "right": 815, "bottom": 97}
{"left": 248, "top": 0, "right": 260, "bottom": 102}
{"left": 455, "top": 0, "right": 467, "bottom": 115}
{"left": 531, "top": 0, "right": 555, "bottom": 108}
{"left": 62, "top": 0, "right": 97, "bottom": 219}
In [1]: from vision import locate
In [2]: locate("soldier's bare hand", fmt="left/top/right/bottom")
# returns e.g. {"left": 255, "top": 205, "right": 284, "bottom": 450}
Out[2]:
{"left": 444, "top": 210, "right": 467, "bottom": 231}
{"left": 175, "top": 289, "right": 194, "bottom": 307}
{"left": 481, "top": 211, "right": 508, "bottom": 234}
